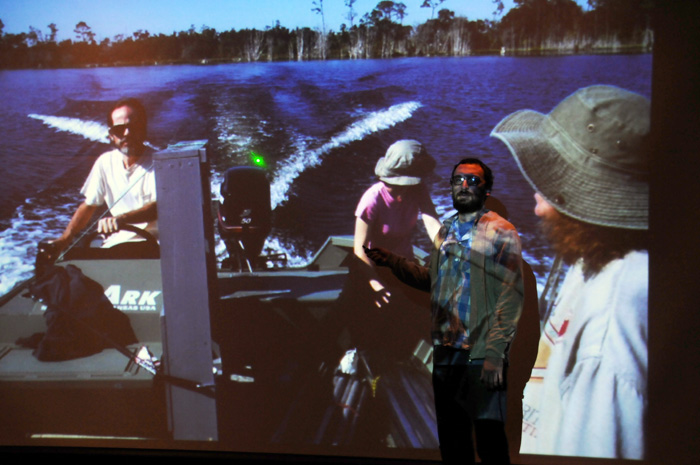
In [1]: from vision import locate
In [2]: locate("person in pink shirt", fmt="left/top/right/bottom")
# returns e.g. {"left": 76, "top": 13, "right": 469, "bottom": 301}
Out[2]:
{"left": 354, "top": 139, "right": 441, "bottom": 308}
{"left": 316, "top": 140, "right": 441, "bottom": 449}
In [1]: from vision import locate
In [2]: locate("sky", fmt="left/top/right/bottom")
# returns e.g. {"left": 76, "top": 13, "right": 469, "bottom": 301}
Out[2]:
{"left": 0, "top": 0, "right": 526, "bottom": 43}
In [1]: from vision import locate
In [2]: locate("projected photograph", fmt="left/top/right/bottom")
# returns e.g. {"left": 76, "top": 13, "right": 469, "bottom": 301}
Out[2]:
{"left": 0, "top": 0, "right": 652, "bottom": 462}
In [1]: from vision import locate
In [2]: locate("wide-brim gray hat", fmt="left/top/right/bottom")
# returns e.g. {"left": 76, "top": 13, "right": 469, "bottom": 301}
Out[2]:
{"left": 491, "top": 85, "right": 650, "bottom": 230}
{"left": 375, "top": 139, "right": 436, "bottom": 186}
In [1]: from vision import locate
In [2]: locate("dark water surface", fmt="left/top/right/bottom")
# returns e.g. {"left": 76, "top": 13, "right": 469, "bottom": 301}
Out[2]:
{"left": 0, "top": 55, "right": 651, "bottom": 295}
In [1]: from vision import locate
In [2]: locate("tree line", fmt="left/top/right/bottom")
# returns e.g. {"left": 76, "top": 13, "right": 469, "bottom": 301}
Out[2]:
{"left": 0, "top": 0, "right": 653, "bottom": 70}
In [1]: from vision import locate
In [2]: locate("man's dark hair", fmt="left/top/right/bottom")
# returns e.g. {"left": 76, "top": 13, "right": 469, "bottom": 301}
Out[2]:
{"left": 451, "top": 158, "right": 494, "bottom": 192}
{"left": 541, "top": 211, "right": 648, "bottom": 278}
{"left": 108, "top": 97, "right": 147, "bottom": 132}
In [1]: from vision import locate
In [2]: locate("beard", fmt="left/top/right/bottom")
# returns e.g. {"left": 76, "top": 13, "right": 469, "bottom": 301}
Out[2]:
{"left": 113, "top": 138, "right": 144, "bottom": 157}
{"left": 452, "top": 189, "right": 486, "bottom": 213}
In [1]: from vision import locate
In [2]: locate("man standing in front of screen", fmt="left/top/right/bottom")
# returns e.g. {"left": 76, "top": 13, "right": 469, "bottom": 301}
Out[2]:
{"left": 491, "top": 85, "right": 649, "bottom": 459}
{"left": 51, "top": 97, "right": 158, "bottom": 258}
{"left": 366, "top": 158, "right": 524, "bottom": 464}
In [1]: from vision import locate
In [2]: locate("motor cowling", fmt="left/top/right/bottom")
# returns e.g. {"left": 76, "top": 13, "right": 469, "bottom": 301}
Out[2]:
{"left": 217, "top": 166, "right": 272, "bottom": 271}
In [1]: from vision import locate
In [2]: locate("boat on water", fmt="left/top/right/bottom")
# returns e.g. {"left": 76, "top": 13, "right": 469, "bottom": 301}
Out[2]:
{"left": 0, "top": 141, "right": 437, "bottom": 454}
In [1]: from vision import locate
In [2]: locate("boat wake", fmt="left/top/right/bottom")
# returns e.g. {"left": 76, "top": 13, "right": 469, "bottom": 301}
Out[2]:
{"left": 0, "top": 198, "right": 77, "bottom": 295}
{"left": 3, "top": 101, "right": 423, "bottom": 294}
{"left": 269, "top": 101, "right": 422, "bottom": 209}
{"left": 213, "top": 101, "right": 423, "bottom": 267}
{"left": 28, "top": 114, "right": 110, "bottom": 143}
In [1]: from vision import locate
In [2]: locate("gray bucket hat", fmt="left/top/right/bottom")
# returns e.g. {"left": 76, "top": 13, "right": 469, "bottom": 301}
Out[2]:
{"left": 491, "top": 85, "right": 650, "bottom": 230}
{"left": 375, "top": 139, "right": 436, "bottom": 186}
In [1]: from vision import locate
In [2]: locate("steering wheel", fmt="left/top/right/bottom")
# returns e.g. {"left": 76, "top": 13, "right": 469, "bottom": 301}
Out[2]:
{"left": 81, "top": 224, "right": 159, "bottom": 249}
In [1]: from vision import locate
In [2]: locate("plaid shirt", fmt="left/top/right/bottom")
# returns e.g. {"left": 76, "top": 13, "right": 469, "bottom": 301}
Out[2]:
{"left": 428, "top": 209, "right": 524, "bottom": 360}
{"left": 382, "top": 208, "right": 524, "bottom": 361}
{"left": 432, "top": 213, "right": 478, "bottom": 347}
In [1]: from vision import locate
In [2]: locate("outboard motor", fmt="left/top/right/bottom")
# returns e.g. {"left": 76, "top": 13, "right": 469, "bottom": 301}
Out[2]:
{"left": 218, "top": 166, "right": 273, "bottom": 271}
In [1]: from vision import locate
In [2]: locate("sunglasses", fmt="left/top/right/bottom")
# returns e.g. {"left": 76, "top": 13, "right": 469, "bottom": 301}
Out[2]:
{"left": 109, "top": 123, "right": 140, "bottom": 138}
{"left": 450, "top": 174, "right": 483, "bottom": 187}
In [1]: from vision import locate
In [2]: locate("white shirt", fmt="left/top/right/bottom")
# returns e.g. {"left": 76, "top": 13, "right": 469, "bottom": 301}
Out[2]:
{"left": 520, "top": 250, "right": 648, "bottom": 459}
{"left": 81, "top": 148, "right": 157, "bottom": 248}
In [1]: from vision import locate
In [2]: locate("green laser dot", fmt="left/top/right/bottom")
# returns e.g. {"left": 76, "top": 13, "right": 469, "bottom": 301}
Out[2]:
{"left": 251, "top": 151, "right": 266, "bottom": 167}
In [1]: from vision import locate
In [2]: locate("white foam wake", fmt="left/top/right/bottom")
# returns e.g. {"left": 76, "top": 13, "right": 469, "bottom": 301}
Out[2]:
{"left": 0, "top": 198, "right": 77, "bottom": 296}
{"left": 269, "top": 101, "right": 423, "bottom": 209}
{"left": 28, "top": 114, "right": 110, "bottom": 142}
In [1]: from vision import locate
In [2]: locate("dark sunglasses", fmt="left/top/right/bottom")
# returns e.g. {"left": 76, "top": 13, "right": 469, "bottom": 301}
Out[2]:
{"left": 450, "top": 174, "right": 482, "bottom": 187}
{"left": 109, "top": 123, "right": 139, "bottom": 138}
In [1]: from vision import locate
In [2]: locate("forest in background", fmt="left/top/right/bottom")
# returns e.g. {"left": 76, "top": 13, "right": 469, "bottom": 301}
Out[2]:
{"left": 0, "top": 0, "right": 653, "bottom": 69}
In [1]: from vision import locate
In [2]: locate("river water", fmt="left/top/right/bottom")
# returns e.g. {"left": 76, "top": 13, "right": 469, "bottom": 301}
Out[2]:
{"left": 0, "top": 56, "right": 652, "bottom": 459}
{"left": 0, "top": 55, "right": 651, "bottom": 296}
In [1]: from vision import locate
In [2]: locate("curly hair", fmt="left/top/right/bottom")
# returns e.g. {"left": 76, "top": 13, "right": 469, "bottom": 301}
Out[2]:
{"left": 541, "top": 210, "right": 648, "bottom": 278}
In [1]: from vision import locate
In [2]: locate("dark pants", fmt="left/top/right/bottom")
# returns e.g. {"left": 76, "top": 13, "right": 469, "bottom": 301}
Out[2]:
{"left": 432, "top": 346, "right": 510, "bottom": 465}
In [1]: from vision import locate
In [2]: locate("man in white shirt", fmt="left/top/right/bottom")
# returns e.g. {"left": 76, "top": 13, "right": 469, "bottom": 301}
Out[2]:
{"left": 52, "top": 97, "right": 158, "bottom": 258}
